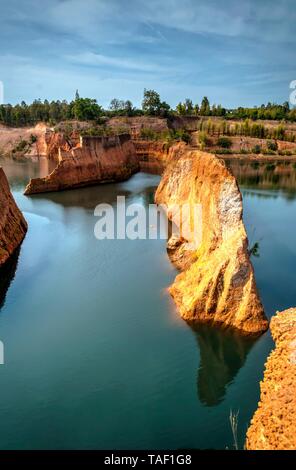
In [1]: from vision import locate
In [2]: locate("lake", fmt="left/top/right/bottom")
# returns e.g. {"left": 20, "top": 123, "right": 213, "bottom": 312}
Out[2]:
{"left": 0, "top": 156, "right": 295, "bottom": 449}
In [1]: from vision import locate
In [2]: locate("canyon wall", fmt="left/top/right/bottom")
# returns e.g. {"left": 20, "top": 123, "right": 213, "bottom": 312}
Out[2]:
{"left": 155, "top": 149, "right": 268, "bottom": 335}
{"left": 246, "top": 308, "right": 296, "bottom": 450}
{"left": 0, "top": 168, "right": 27, "bottom": 267}
{"left": 24, "top": 134, "right": 139, "bottom": 194}
{"left": 135, "top": 140, "right": 186, "bottom": 173}
{"left": 0, "top": 123, "right": 49, "bottom": 158}
{"left": 108, "top": 116, "right": 169, "bottom": 138}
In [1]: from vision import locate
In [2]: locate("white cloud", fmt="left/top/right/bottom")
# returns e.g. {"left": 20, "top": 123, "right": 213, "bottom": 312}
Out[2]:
{"left": 65, "top": 52, "right": 171, "bottom": 72}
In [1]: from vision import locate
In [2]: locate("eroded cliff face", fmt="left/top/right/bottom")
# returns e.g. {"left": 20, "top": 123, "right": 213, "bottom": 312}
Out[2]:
{"left": 0, "top": 168, "right": 27, "bottom": 267}
{"left": 246, "top": 308, "right": 296, "bottom": 450}
{"left": 0, "top": 123, "right": 50, "bottom": 158}
{"left": 24, "top": 134, "right": 139, "bottom": 194}
{"left": 155, "top": 149, "right": 268, "bottom": 335}
{"left": 135, "top": 140, "right": 186, "bottom": 173}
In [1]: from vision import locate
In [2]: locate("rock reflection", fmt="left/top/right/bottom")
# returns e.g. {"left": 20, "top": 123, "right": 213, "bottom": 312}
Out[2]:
{"left": 223, "top": 158, "right": 296, "bottom": 198}
{"left": 189, "top": 323, "right": 257, "bottom": 406}
{"left": 0, "top": 249, "right": 20, "bottom": 311}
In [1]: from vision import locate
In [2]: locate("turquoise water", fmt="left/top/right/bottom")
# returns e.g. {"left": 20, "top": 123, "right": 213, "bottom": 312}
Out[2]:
{"left": 0, "top": 157, "right": 295, "bottom": 450}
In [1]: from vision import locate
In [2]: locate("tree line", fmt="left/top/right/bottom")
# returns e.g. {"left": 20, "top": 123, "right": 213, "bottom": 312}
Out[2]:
{"left": 1, "top": 89, "right": 296, "bottom": 127}
{"left": 199, "top": 118, "right": 295, "bottom": 142}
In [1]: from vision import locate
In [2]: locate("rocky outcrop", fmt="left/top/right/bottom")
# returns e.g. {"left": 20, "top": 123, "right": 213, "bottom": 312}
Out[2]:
{"left": 24, "top": 134, "right": 139, "bottom": 194}
{"left": 155, "top": 149, "right": 268, "bottom": 335}
{"left": 246, "top": 308, "right": 296, "bottom": 450}
{"left": 0, "top": 123, "right": 50, "bottom": 158}
{"left": 0, "top": 168, "right": 27, "bottom": 267}
{"left": 44, "top": 131, "right": 72, "bottom": 160}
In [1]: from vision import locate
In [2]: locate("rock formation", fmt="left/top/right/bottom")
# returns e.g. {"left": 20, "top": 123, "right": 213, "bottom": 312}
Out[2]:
{"left": 135, "top": 140, "right": 186, "bottom": 173}
{"left": 24, "top": 134, "right": 139, "bottom": 195}
{"left": 0, "top": 168, "right": 27, "bottom": 267}
{"left": 246, "top": 308, "right": 296, "bottom": 450}
{"left": 0, "top": 123, "right": 50, "bottom": 158}
{"left": 155, "top": 149, "right": 268, "bottom": 335}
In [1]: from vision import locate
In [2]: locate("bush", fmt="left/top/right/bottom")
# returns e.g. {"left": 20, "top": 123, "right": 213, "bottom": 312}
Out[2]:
{"left": 140, "top": 128, "right": 158, "bottom": 140}
{"left": 278, "top": 149, "right": 293, "bottom": 156}
{"left": 30, "top": 134, "right": 37, "bottom": 143}
{"left": 267, "top": 140, "right": 278, "bottom": 151}
{"left": 252, "top": 145, "right": 261, "bottom": 154}
{"left": 217, "top": 136, "right": 232, "bottom": 148}
{"left": 262, "top": 149, "right": 276, "bottom": 155}
{"left": 174, "top": 129, "right": 191, "bottom": 144}
{"left": 199, "top": 131, "right": 211, "bottom": 149}
{"left": 13, "top": 139, "right": 28, "bottom": 153}
{"left": 215, "top": 148, "right": 233, "bottom": 154}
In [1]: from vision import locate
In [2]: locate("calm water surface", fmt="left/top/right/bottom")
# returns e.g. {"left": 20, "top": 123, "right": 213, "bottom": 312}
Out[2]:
{"left": 0, "top": 157, "right": 295, "bottom": 449}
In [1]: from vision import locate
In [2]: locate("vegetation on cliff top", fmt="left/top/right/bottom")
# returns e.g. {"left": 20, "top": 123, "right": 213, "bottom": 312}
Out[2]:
{"left": 1, "top": 89, "right": 296, "bottom": 127}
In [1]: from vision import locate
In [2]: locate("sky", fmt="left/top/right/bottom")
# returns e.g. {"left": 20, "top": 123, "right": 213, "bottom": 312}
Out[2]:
{"left": 0, "top": 0, "right": 295, "bottom": 108}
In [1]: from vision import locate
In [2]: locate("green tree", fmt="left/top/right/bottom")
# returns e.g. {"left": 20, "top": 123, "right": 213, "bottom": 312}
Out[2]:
{"left": 176, "top": 102, "right": 186, "bottom": 115}
{"left": 200, "top": 96, "right": 211, "bottom": 116}
{"left": 217, "top": 136, "right": 232, "bottom": 148}
{"left": 142, "top": 89, "right": 170, "bottom": 116}
{"left": 184, "top": 98, "right": 194, "bottom": 114}
{"left": 72, "top": 98, "right": 102, "bottom": 120}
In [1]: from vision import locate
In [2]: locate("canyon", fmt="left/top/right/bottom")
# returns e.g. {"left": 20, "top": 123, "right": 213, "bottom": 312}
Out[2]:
{"left": 24, "top": 129, "right": 268, "bottom": 335}
{"left": 246, "top": 308, "right": 296, "bottom": 450}
{"left": 1, "top": 118, "right": 296, "bottom": 449}
{"left": 0, "top": 168, "right": 27, "bottom": 267}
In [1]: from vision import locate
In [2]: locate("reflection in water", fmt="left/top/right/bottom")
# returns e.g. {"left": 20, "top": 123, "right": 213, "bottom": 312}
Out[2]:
{"left": 0, "top": 156, "right": 56, "bottom": 191}
{"left": 190, "top": 323, "right": 257, "bottom": 406}
{"left": 29, "top": 183, "right": 159, "bottom": 210}
{"left": 0, "top": 249, "right": 20, "bottom": 310}
{"left": 224, "top": 159, "right": 296, "bottom": 199}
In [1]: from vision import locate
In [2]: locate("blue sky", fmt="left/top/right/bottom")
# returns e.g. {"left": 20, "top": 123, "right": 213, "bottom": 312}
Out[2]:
{"left": 0, "top": 0, "right": 295, "bottom": 108}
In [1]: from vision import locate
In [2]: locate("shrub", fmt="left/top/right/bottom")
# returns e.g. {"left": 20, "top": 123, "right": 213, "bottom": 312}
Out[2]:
{"left": 252, "top": 145, "right": 261, "bottom": 154}
{"left": 267, "top": 140, "right": 278, "bottom": 151}
{"left": 278, "top": 149, "right": 292, "bottom": 156}
{"left": 262, "top": 148, "right": 276, "bottom": 155}
{"left": 215, "top": 148, "right": 233, "bottom": 154}
{"left": 175, "top": 130, "right": 191, "bottom": 144}
{"left": 217, "top": 136, "right": 232, "bottom": 148}
{"left": 199, "top": 131, "right": 211, "bottom": 149}
{"left": 13, "top": 139, "right": 28, "bottom": 153}
{"left": 140, "top": 128, "right": 158, "bottom": 140}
